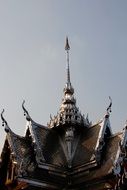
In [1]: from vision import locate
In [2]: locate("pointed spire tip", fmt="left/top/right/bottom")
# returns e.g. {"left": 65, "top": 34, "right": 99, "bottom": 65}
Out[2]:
{"left": 65, "top": 37, "right": 70, "bottom": 51}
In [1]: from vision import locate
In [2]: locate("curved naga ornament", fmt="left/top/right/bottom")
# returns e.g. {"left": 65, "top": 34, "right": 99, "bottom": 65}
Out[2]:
{"left": 22, "top": 100, "right": 31, "bottom": 121}
{"left": 107, "top": 96, "right": 112, "bottom": 115}
{"left": 1, "top": 109, "right": 10, "bottom": 133}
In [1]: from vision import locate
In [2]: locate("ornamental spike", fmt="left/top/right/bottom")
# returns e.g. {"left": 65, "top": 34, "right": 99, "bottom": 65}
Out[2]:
{"left": 106, "top": 96, "right": 112, "bottom": 115}
{"left": 1, "top": 109, "right": 10, "bottom": 133}
{"left": 65, "top": 37, "right": 71, "bottom": 85}
{"left": 65, "top": 37, "right": 70, "bottom": 51}
{"left": 22, "top": 100, "right": 31, "bottom": 121}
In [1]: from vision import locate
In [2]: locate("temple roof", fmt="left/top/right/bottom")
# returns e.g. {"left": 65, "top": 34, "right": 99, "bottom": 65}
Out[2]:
{"left": 1, "top": 39, "right": 127, "bottom": 190}
{"left": 0, "top": 112, "right": 114, "bottom": 169}
{"left": 80, "top": 132, "right": 122, "bottom": 183}
{"left": 0, "top": 114, "right": 125, "bottom": 186}
{"left": 73, "top": 123, "right": 102, "bottom": 166}
{"left": 0, "top": 38, "right": 115, "bottom": 173}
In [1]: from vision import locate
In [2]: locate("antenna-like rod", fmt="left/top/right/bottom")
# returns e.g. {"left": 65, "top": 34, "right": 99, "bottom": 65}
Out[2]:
{"left": 65, "top": 37, "right": 70, "bottom": 84}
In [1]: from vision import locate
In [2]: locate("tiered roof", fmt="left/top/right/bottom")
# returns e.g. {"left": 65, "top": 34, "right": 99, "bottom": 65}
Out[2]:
{"left": 0, "top": 38, "right": 127, "bottom": 190}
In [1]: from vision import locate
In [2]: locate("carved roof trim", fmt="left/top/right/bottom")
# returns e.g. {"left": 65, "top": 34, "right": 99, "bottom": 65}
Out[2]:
{"left": 0, "top": 131, "right": 30, "bottom": 166}
{"left": 110, "top": 133, "right": 123, "bottom": 175}
{"left": 111, "top": 124, "right": 127, "bottom": 175}
{"left": 120, "top": 121, "right": 127, "bottom": 148}
{"left": 26, "top": 121, "right": 47, "bottom": 163}
{"left": 18, "top": 178, "right": 60, "bottom": 189}
{"left": 95, "top": 115, "right": 112, "bottom": 151}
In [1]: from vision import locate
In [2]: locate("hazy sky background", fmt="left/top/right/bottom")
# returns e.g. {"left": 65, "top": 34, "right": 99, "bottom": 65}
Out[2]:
{"left": 0, "top": 0, "right": 127, "bottom": 151}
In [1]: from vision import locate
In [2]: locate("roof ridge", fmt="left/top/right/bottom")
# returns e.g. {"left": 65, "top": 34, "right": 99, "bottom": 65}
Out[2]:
{"left": 108, "top": 132, "right": 122, "bottom": 139}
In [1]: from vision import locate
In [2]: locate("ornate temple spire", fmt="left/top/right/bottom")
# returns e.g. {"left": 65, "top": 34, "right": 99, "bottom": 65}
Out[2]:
{"left": 64, "top": 37, "right": 74, "bottom": 95}
{"left": 48, "top": 38, "right": 90, "bottom": 128}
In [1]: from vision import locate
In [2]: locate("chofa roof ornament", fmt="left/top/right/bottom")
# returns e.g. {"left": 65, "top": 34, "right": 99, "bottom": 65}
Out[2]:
{"left": 106, "top": 96, "right": 112, "bottom": 117}
{"left": 1, "top": 109, "right": 10, "bottom": 133}
{"left": 22, "top": 100, "right": 31, "bottom": 121}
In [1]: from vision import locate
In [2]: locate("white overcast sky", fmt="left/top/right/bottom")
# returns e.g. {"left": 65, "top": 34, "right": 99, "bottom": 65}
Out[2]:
{"left": 0, "top": 0, "right": 127, "bottom": 151}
